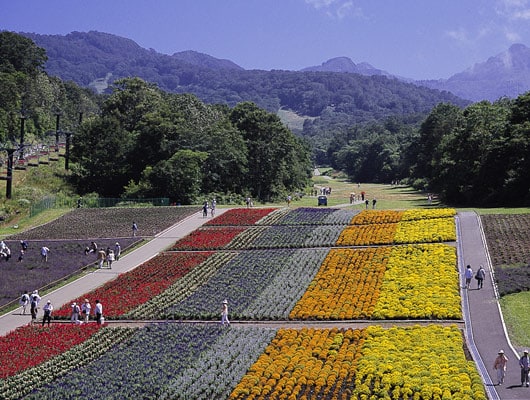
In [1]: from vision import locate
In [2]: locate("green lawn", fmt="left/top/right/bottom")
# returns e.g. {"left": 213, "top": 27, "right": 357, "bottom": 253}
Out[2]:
{"left": 500, "top": 292, "right": 530, "bottom": 350}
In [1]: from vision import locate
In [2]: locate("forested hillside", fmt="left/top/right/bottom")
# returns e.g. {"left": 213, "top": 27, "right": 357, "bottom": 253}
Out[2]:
{"left": 22, "top": 31, "right": 469, "bottom": 162}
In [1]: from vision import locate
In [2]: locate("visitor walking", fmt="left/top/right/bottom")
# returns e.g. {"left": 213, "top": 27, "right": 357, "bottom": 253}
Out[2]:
{"left": 94, "top": 299, "right": 103, "bottom": 325}
{"left": 132, "top": 221, "right": 138, "bottom": 236}
{"left": 221, "top": 299, "right": 230, "bottom": 326}
{"left": 114, "top": 242, "right": 121, "bottom": 260}
{"left": 476, "top": 265, "right": 486, "bottom": 289}
{"left": 519, "top": 350, "right": 530, "bottom": 387}
{"left": 493, "top": 349, "right": 508, "bottom": 386}
{"left": 464, "top": 265, "right": 473, "bottom": 289}
{"left": 106, "top": 249, "right": 115, "bottom": 269}
{"left": 42, "top": 300, "right": 53, "bottom": 327}
{"left": 97, "top": 249, "right": 106, "bottom": 269}
{"left": 71, "top": 302, "right": 80, "bottom": 323}
{"left": 19, "top": 291, "right": 30, "bottom": 315}
{"left": 81, "top": 299, "right": 91, "bottom": 323}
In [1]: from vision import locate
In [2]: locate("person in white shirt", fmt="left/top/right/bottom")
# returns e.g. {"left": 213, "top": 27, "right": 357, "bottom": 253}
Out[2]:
{"left": 71, "top": 302, "right": 80, "bottom": 323}
{"left": 94, "top": 299, "right": 103, "bottom": 325}
{"left": 42, "top": 300, "right": 53, "bottom": 327}
{"left": 81, "top": 299, "right": 91, "bottom": 323}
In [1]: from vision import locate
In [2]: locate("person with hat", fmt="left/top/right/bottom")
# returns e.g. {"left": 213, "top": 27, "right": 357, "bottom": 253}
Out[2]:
{"left": 42, "top": 300, "right": 53, "bottom": 327}
{"left": 493, "top": 349, "right": 508, "bottom": 385}
{"left": 114, "top": 242, "right": 121, "bottom": 260}
{"left": 81, "top": 299, "right": 91, "bottom": 323}
{"left": 221, "top": 299, "right": 230, "bottom": 326}
{"left": 519, "top": 349, "right": 530, "bottom": 387}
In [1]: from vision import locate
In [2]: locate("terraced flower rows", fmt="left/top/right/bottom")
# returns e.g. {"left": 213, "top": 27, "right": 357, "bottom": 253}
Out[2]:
{"left": 1, "top": 207, "right": 486, "bottom": 399}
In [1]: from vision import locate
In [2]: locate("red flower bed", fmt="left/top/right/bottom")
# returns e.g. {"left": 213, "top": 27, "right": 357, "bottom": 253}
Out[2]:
{"left": 0, "top": 323, "right": 100, "bottom": 378}
{"left": 204, "top": 208, "right": 277, "bottom": 226}
{"left": 54, "top": 252, "right": 213, "bottom": 318}
{"left": 169, "top": 227, "right": 248, "bottom": 250}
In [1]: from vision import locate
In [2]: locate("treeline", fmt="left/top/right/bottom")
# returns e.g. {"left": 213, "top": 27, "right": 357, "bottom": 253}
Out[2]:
{"left": 70, "top": 78, "right": 312, "bottom": 204}
{"left": 328, "top": 96, "right": 530, "bottom": 206}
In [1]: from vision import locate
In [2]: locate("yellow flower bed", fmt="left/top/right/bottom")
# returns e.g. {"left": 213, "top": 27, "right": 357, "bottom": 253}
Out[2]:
{"left": 352, "top": 325, "right": 487, "bottom": 400}
{"left": 402, "top": 208, "right": 456, "bottom": 221}
{"left": 289, "top": 247, "right": 391, "bottom": 320}
{"left": 372, "top": 244, "right": 461, "bottom": 319}
{"left": 336, "top": 223, "right": 398, "bottom": 246}
{"left": 351, "top": 210, "right": 404, "bottom": 225}
{"left": 229, "top": 327, "right": 366, "bottom": 400}
{"left": 394, "top": 217, "right": 456, "bottom": 244}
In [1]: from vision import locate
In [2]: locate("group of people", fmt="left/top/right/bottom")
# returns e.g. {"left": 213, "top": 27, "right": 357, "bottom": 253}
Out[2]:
{"left": 202, "top": 199, "right": 217, "bottom": 217}
{"left": 19, "top": 290, "right": 104, "bottom": 326}
{"left": 1, "top": 240, "right": 50, "bottom": 263}
{"left": 464, "top": 264, "right": 486, "bottom": 290}
{"left": 69, "top": 298, "right": 104, "bottom": 325}
{"left": 85, "top": 241, "right": 121, "bottom": 269}
{"left": 493, "top": 348, "right": 530, "bottom": 387}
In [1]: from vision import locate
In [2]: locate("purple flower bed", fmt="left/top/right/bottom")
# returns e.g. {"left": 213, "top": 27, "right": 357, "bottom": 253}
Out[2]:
{"left": 0, "top": 238, "right": 140, "bottom": 308}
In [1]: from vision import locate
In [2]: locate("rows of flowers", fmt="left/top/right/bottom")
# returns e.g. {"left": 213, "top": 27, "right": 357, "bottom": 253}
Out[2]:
{"left": 394, "top": 217, "right": 456, "bottom": 244}
{"left": 2, "top": 324, "right": 485, "bottom": 400}
{"left": 166, "top": 248, "right": 329, "bottom": 320}
{"left": 349, "top": 208, "right": 456, "bottom": 225}
{"left": 21, "top": 324, "right": 276, "bottom": 400}
{"left": 203, "top": 207, "right": 278, "bottom": 226}
{"left": 258, "top": 207, "right": 358, "bottom": 225}
{"left": 336, "top": 223, "right": 398, "bottom": 246}
{"left": 351, "top": 325, "right": 486, "bottom": 400}
{"left": 227, "top": 225, "right": 346, "bottom": 249}
{"left": 0, "top": 327, "right": 136, "bottom": 400}
{"left": 169, "top": 226, "right": 249, "bottom": 250}
{"left": 230, "top": 327, "right": 365, "bottom": 399}
{"left": 290, "top": 247, "right": 391, "bottom": 320}
{"left": 0, "top": 324, "right": 101, "bottom": 379}
{"left": 372, "top": 244, "right": 460, "bottom": 319}
{"left": 126, "top": 251, "right": 238, "bottom": 319}
{"left": 54, "top": 252, "right": 213, "bottom": 319}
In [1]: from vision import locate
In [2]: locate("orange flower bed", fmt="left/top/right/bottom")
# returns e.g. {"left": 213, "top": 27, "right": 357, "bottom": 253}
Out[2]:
{"left": 350, "top": 210, "right": 404, "bottom": 225}
{"left": 230, "top": 328, "right": 366, "bottom": 399}
{"left": 289, "top": 247, "right": 391, "bottom": 320}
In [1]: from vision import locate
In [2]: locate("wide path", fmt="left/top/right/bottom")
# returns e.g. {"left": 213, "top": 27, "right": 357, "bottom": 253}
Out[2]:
{"left": 0, "top": 209, "right": 228, "bottom": 336}
{"left": 458, "top": 211, "right": 528, "bottom": 400}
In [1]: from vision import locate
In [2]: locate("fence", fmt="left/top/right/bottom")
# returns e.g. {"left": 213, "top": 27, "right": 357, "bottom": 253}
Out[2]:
{"left": 29, "top": 196, "right": 170, "bottom": 217}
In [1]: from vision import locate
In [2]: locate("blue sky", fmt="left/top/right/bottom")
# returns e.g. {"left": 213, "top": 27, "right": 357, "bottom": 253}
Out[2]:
{"left": 2, "top": 0, "right": 530, "bottom": 79}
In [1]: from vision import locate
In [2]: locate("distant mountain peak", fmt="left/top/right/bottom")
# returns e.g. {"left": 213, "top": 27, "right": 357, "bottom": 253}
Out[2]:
{"left": 301, "top": 56, "right": 391, "bottom": 77}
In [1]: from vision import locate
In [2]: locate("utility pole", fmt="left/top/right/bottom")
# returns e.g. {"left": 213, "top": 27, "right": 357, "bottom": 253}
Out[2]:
{"left": 19, "top": 113, "right": 26, "bottom": 160}
{"left": 54, "top": 110, "right": 62, "bottom": 152}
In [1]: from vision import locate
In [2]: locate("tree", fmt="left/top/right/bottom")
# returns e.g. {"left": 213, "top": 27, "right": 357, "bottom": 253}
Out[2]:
{"left": 0, "top": 31, "right": 47, "bottom": 75}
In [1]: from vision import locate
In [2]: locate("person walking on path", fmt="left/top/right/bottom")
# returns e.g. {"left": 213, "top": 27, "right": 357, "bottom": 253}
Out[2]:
{"left": 42, "top": 300, "right": 53, "bottom": 327}
{"left": 221, "top": 299, "right": 230, "bottom": 326}
{"left": 70, "top": 302, "right": 80, "bottom": 323}
{"left": 519, "top": 350, "right": 530, "bottom": 387}
{"left": 493, "top": 349, "right": 508, "bottom": 385}
{"left": 210, "top": 198, "right": 216, "bottom": 217}
{"left": 30, "top": 291, "right": 40, "bottom": 322}
{"left": 132, "top": 221, "right": 138, "bottom": 237}
{"left": 476, "top": 265, "right": 486, "bottom": 289}
{"left": 19, "top": 291, "right": 30, "bottom": 315}
{"left": 464, "top": 264, "right": 473, "bottom": 289}
{"left": 97, "top": 249, "right": 106, "bottom": 269}
{"left": 94, "top": 299, "right": 103, "bottom": 325}
{"left": 114, "top": 242, "right": 121, "bottom": 261}
{"left": 106, "top": 249, "right": 115, "bottom": 269}
{"left": 81, "top": 299, "right": 91, "bottom": 323}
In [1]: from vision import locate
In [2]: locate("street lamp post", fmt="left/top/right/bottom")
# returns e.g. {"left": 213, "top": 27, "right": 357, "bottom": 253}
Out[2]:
{"left": 54, "top": 110, "right": 62, "bottom": 152}
{"left": 19, "top": 113, "right": 26, "bottom": 160}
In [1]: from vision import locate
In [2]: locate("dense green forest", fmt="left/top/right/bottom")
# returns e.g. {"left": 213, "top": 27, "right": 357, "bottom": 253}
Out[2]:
{"left": 2, "top": 31, "right": 530, "bottom": 207}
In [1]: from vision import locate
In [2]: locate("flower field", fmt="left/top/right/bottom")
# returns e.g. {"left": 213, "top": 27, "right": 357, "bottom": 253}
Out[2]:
{"left": 0, "top": 206, "right": 487, "bottom": 399}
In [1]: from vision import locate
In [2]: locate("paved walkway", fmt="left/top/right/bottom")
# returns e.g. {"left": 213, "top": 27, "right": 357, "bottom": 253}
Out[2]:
{"left": 0, "top": 209, "right": 227, "bottom": 336}
{"left": 458, "top": 211, "right": 528, "bottom": 400}
{"left": 1, "top": 208, "right": 525, "bottom": 399}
